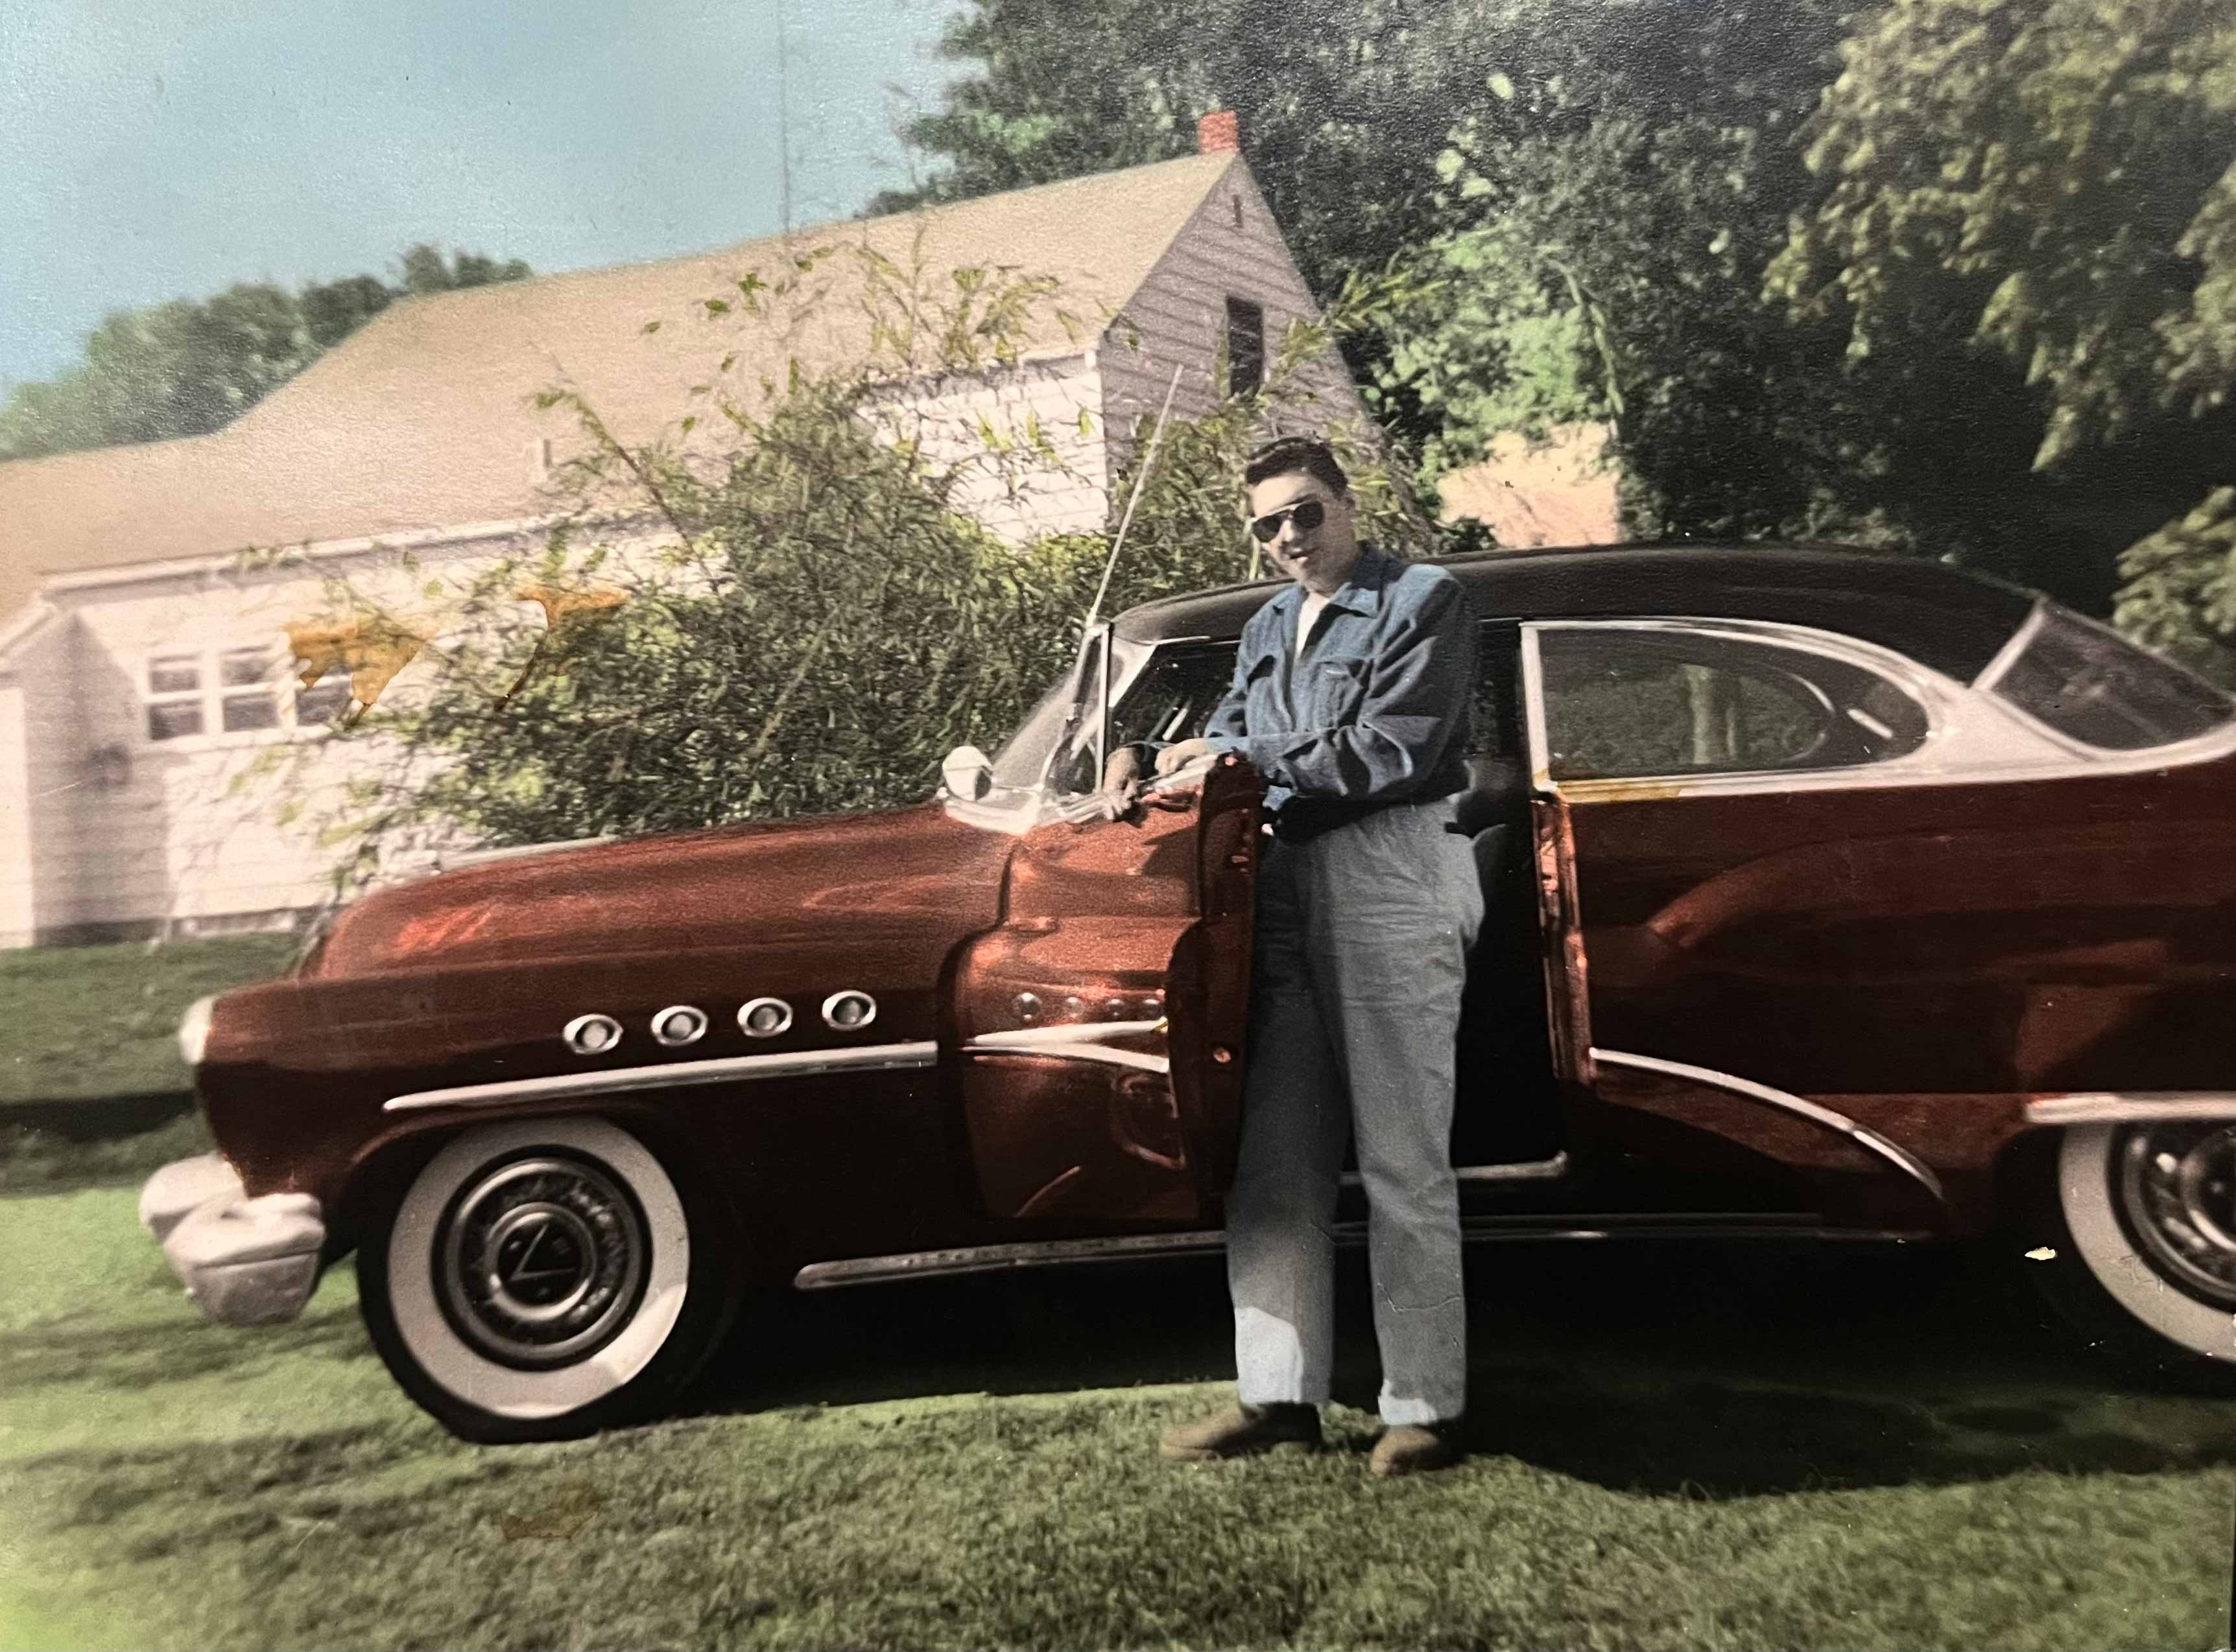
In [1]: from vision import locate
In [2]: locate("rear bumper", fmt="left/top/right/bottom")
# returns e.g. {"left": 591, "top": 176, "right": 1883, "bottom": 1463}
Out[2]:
{"left": 139, "top": 1155, "right": 326, "bottom": 1327}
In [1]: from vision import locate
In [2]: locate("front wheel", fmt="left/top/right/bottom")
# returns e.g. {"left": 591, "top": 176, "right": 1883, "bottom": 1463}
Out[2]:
{"left": 2032, "top": 1121, "right": 2236, "bottom": 1386}
{"left": 358, "top": 1116, "right": 737, "bottom": 1442}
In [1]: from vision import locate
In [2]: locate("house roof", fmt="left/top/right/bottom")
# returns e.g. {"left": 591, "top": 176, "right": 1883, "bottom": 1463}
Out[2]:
{"left": 0, "top": 152, "right": 1243, "bottom": 620}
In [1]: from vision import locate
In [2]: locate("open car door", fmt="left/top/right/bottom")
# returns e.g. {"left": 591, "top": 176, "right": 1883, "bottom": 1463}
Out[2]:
{"left": 1521, "top": 619, "right": 1965, "bottom": 1229}
{"left": 951, "top": 755, "right": 1261, "bottom": 1225}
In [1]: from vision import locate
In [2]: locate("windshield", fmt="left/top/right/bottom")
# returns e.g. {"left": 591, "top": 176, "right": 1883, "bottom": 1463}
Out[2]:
{"left": 985, "top": 633, "right": 1152, "bottom": 801}
{"left": 1984, "top": 604, "right": 2235, "bottom": 751}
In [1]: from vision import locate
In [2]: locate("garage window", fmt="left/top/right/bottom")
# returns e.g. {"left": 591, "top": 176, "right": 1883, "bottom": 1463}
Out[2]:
{"left": 143, "top": 642, "right": 302, "bottom": 741}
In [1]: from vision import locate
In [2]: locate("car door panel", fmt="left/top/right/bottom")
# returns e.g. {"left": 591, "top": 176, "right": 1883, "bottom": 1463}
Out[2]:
{"left": 1541, "top": 744, "right": 2236, "bottom": 1229}
{"left": 952, "top": 757, "right": 1259, "bottom": 1223}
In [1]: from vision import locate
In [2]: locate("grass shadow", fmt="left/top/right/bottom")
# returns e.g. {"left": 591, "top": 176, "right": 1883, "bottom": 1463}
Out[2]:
{"left": 696, "top": 1239, "right": 2236, "bottom": 1498}
{"left": 1, "top": 1301, "right": 372, "bottom": 1393}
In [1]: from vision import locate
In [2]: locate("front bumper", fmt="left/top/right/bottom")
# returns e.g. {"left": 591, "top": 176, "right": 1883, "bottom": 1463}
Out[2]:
{"left": 139, "top": 1154, "right": 326, "bottom": 1327}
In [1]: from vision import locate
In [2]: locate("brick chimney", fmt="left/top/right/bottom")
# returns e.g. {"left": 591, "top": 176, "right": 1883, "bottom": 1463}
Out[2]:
{"left": 1196, "top": 110, "right": 1240, "bottom": 154}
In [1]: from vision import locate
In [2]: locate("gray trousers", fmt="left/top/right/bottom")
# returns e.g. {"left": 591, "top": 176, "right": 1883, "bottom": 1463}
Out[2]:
{"left": 1226, "top": 796, "right": 1483, "bottom": 1424}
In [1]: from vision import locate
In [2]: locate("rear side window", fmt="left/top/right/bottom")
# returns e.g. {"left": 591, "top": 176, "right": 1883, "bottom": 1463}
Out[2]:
{"left": 1984, "top": 606, "right": 2234, "bottom": 751}
{"left": 1533, "top": 625, "right": 1930, "bottom": 782}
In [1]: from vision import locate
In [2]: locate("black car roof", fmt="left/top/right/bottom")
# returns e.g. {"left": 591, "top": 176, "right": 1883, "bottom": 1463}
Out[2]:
{"left": 1114, "top": 543, "right": 2038, "bottom": 681}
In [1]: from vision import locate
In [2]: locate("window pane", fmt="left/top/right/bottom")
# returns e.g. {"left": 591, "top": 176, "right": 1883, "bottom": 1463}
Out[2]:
{"left": 220, "top": 646, "right": 277, "bottom": 688}
{"left": 1110, "top": 644, "right": 1239, "bottom": 749}
{"left": 221, "top": 692, "right": 280, "bottom": 732}
{"left": 1225, "top": 297, "right": 1265, "bottom": 399}
{"left": 1538, "top": 629, "right": 1925, "bottom": 781}
{"left": 294, "top": 676, "right": 353, "bottom": 726}
{"left": 1990, "top": 605, "right": 2233, "bottom": 750}
{"left": 148, "top": 701, "right": 204, "bottom": 740}
{"left": 148, "top": 657, "right": 199, "bottom": 694}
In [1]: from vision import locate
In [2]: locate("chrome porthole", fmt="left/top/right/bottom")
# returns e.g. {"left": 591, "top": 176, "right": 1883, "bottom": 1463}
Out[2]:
{"left": 2115, "top": 1123, "right": 2236, "bottom": 1308}
{"left": 1013, "top": 992, "right": 1041, "bottom": 1023}
{"left": 650, "top": 1005, "right": 709, "bottom": 1047}
{"left": 737, "top": 997, "right": 793, "bottom": 1039}
{"left": 822, "top": 989, "right": 877, "bottom": 1031}
{"left": 562, "top": 1013, "right": 623, "bottom": 1057}
{"left": 433, "top": 1153, "right": 651, "bottom": 1369}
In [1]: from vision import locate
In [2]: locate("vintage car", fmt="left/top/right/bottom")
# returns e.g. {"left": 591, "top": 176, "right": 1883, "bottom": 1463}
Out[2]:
{"left": 140, "top": 544, "right": 2236, "bottom": 1441}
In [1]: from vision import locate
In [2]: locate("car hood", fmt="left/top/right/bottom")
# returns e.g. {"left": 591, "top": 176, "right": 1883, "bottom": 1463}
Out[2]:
{"left": 309, "top": 801, "right": 1015, "bottom": 980}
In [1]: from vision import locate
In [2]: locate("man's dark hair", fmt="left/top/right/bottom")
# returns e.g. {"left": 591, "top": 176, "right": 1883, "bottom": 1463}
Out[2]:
{"left": 1244, "top": 434, "right": 1349, "bottom": 497}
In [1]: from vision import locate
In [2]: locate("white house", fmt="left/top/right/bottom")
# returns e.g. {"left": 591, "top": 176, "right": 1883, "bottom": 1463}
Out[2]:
{"left": 0, "top": 121, "right": 1369, "bottom": 946}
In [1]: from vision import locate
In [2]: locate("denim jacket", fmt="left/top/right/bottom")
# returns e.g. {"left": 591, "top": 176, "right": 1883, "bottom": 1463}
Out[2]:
{"left": 1202, "top": 547, "right": 1475, "bottom": 824}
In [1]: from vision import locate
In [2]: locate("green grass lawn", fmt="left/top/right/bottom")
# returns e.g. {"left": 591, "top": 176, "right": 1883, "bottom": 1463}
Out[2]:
{"left": 0, "top": 937, "right": 293, "bottom": 1194}
{"left": 0, "top": 936, "right": 296, "bottom": 1107}
{"left": 3, "top": 1179, "right": 2231, "bottom": 1651}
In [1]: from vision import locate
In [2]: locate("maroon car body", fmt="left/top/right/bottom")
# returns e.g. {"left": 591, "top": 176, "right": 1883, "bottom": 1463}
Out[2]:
{"left": 141, "top": 545, "right": 2236, "bottom": 1440}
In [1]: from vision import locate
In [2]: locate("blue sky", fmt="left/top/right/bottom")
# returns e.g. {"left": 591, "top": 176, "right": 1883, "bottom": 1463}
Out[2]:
{"left": 0, "top": 0, "right": 963, "bottom": 386}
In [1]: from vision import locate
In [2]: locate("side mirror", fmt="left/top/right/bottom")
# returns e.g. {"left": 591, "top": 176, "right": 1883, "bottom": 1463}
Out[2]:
{"left": 940, "top": 744, "right": 994, "bottom": 801}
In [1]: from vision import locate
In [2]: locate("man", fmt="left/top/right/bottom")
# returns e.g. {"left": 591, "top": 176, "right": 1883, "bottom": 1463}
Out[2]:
{"left": 1136, "top": 435, "right": 1482, "bottom": 1477}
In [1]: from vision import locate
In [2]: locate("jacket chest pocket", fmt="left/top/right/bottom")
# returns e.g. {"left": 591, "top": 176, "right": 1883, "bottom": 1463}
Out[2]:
{"left": 1302, "top": 656, "right": 1370, "bottom": 724}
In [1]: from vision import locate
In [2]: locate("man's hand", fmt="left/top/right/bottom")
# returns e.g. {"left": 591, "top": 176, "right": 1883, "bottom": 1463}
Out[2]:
{"left": 1152, "top": 737, "right": 1217, "bottom": 777}
{"left": 1099, "top": 744, "right": 1145, "bottom": 810}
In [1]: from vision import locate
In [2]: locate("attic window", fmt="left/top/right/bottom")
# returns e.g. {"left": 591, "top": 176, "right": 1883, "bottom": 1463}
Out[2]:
{"left": 1224, "top": 297, "right": 1265, "bottom": 399}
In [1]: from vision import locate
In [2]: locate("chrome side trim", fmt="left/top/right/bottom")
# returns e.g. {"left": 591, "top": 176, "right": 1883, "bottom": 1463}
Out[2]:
{"left": 1590, "top": 1046, "right": 1947, "bottom": 1205}
{"left": 1342, "top": 1151, "right": 1570, "bottom": 1188}
{"left": 969, "top": 1019, "right": 1166, "bottom": 1046}
{"left": 792, "top": 1212, "right": 1931, "bottom": 1290}
{"left": 383, "top": 1041, "right": 940, "bottom": 1114}
{"left": 796, "top": 1229, "right": 1226, "bottom": 1288}
{"left": 962, "top": 1040, "right": 1170, "bottom": 1074}
{"left": 2027, "top": 1093, "right": 2236, "bottom": 1127}
{"left": 962, "top": 1019, "right": 1170, "bottom": 1074}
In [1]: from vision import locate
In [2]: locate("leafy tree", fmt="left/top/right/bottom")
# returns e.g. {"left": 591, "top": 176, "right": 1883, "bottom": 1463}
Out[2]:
{"left": 0, "top": 244, "right": 532, "bottom": 460}
{"left": 892, "top": 0, "right": 2236, "bottom": 635}
{"left": 1769, "top": 0, "right": 2236, "bottom": 668}
{"left": 875, "top": 1, "right": 1848, "bottom": 423}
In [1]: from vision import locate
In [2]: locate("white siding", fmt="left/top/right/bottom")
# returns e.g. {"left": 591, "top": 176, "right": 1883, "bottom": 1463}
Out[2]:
{"left": 874, "top": 357, "right": 1110, "bottom": 541}
{"left": 4, "top": 612, "right": 92, "bottom": 942}
{"left": 47, "top": 528, "right": 549, "bottom": 939}
{"left": 1099, "top": 167, "right": 1372, "bottom": 478}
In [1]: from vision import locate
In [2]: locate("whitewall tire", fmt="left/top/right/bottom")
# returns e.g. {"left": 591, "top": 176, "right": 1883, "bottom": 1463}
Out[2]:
{"left": 359, "top": 1116, "right": 736, "bottom": 1441}
{"left": 2042, "top": 1122, "right": 2236, "bottom": 1380}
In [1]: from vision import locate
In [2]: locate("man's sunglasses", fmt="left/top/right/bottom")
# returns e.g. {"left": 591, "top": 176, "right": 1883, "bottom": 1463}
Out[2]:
{"left": 1248, "top": 498, "right": 1327, "bottom": 543}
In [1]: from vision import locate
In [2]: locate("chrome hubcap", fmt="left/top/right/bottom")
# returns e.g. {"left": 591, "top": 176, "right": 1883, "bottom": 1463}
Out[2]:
{"left": 2116, "top": 1124, "right": 2236, "bottom": 1308}
{"left": 436, "top": 1155, "right": 649, "bottom": 1367}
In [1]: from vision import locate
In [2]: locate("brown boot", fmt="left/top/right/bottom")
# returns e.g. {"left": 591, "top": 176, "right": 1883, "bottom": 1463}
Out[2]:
{"left": 1159, "top": 1402, "right": 1323, "bottom": 1461}
{"left": 1368, "top": 1419, "right": 1466, "bottom": 1478}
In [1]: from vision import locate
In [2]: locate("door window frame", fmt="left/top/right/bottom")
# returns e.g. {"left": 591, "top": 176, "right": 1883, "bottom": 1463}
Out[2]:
{"left": 1520, "top": 617, "right": 1951, "bottom": 797}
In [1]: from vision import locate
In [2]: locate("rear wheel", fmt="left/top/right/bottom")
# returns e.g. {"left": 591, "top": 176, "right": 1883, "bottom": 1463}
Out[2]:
{"left": 2034, "top": 1122, "right": 2236, "bottom": 1386}
{"left": 358, "top": 1116, "right": 737, "bottom": 1442}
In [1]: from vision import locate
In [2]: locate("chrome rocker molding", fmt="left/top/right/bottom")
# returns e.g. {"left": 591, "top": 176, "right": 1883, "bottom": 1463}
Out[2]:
{"left": 793, "top": 1209, "right": 1931, "bottom": 1290}
{"left": 384, "top": 1041, "right": 940, "bottom": 1114}
{"left": 1589, "top": 1047, "right": 1947, "bottom": 1205}
{"left": 2026, "top": 1092, "right": 2236, "bottom": 1127}
{"left": 1344, "top": 1151, "right": 1570, "bottom": 1188}
{"left": 961, "top": 1019, "right": 1170, "bottom": 1076}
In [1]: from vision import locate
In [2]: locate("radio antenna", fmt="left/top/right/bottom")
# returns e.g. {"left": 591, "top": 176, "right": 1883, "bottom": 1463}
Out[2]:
{"left": 1082, "top": 363, "right": 1185, "bottom": 639}
{"left": 1041, "top": 363, "right": 1187, "bottom": 794}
